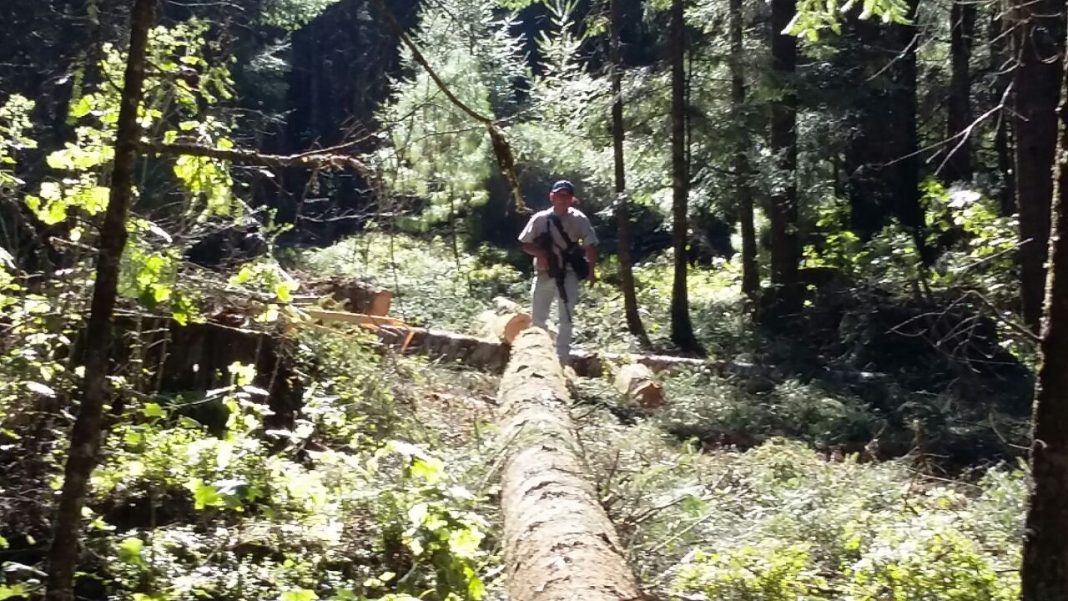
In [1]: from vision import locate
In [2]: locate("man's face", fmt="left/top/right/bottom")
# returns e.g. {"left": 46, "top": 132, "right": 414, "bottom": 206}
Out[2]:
{"left": 550, "top": 190, "right": 573, "bottom": 211}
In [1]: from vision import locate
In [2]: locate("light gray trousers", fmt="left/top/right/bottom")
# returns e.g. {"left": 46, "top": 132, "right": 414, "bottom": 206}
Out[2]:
{"left": 530, "top": 271, "right": 580, "bottom": 363}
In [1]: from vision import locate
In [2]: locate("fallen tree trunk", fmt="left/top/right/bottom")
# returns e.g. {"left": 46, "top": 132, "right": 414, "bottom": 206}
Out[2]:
{"left": 498, "top": 329, "right": 644, "bottom": 601}
{"left": 614, "top": 363, "right": 665, "bottom": 411}
{"left": 375, "top": 325, "right": 510, "bottom": 373}
{"left": 570, "top": 349, "right": 713, "bottom": 377}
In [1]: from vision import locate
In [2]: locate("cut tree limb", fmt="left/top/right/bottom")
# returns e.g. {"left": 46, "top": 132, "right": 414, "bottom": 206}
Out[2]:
{"left": 375, "top": 325, "right": 510, "bottom": 373}
{"left": 302, "top": 308, "right": 405, "bottom": 327}
{"left": 614, "top": 363, "right": 665, "bottom": 411}
{"left": 303, "top": 278, "right": 392, "bottom": 316}
{"left": 497, "top": 329, "right": 644, "bottom": 601}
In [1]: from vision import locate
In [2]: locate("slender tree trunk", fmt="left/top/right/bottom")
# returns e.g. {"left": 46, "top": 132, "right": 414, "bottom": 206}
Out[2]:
{"left": 768, "top": 0, "right": 800, "bottom": 316}
{"left": 944, "top": 0, "right": 975, "bottom": 183}
{"left": 843, "top": 0, "right": 926, "bottom": 266}
{"left": 610, "top": 0, "right": 651, "bottom": 349}
{"left": 1012, "top": 0, "right": 1064, "bottom": 331}
{"left": 896, "top": 0, "right": 930, "bottom": 266}
{"left": 991, "top": 11, "right": 1016, "bottom": 216}
{"left": 1019, "top": 29, "right": 1068, "bottom": 598}
{"left": 45, "top": 0, "right": 156, "bottom": 599}
{"left": 670, "top": 0, "right": 698, "bottom": 348}
{"left": 730, "top": 0, "right": 759, "bottom": 300}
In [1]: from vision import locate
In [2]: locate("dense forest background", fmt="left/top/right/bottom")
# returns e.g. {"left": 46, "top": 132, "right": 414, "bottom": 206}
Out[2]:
{"left": 2, "top": 0, "right": 1068, "bottom": 598}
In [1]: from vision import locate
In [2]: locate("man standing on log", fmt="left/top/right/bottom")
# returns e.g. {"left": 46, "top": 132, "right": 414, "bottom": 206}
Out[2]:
{"left": 518, "top": 180, "right": 599, "bottom": 364}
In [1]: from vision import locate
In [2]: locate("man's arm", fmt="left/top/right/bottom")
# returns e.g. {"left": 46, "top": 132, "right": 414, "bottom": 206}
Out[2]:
{"left": 518, "top": 214, "right": 549, "bottom": 271}
{"left": 522, "top": 242, "right": 546, "bottom": 258}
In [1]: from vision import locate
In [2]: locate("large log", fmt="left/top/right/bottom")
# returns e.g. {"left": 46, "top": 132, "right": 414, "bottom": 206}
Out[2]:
{"left": 375, "top": 325, "right": 510, "bottom": 373}
{"left": 614, "top": 363, "right": 665, "bottom": 411}
{"left": 498, "top": 329, "right": 643, "bottom": 601}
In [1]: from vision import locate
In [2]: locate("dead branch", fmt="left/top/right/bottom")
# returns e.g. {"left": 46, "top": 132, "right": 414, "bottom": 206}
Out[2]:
{"left": 137, "top": 140, "right": 370, "bottom": 174}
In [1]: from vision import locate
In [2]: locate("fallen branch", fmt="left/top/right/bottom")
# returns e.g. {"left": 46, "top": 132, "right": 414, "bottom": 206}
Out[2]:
{"left": 138, "top": 140, "right": 370, "bottom": 174}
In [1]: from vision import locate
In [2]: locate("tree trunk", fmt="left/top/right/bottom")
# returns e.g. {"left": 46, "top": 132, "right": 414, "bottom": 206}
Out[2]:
{"left": 842, "top": 0, "right": 927, "bottom": 266}
{"left": 768, "top": 0, "right": 800, "bottom": 316}
{"left": 670, "top": 0, "right": 698, "bottom": 348}
{"left": 45, "top": 0, "right": 156, "bottom": 598}
{"left": 1019, "top": 30, "right": 1068, "bottom": 598}
{"left": 730, "top": 0, "right": 759, "bottom": 300}
{"left": 610, "top": 0, "right": 651, "bottom": 349}
{"left": 498, "top": 329, "right": 643, "bottom": 601}
{"left": 991, "top": 11, "right": 1015, "bottom": 216}
{"left": 944, "top": 0, "right": 975, "bottom": 183}
{"left": 1012, "top": 0, "right": 1064, "bottom": 331}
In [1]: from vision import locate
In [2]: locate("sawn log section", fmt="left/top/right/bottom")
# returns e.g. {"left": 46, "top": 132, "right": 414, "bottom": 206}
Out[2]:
{"left": 497, "top": 329, "right": 644, "bottom": 601}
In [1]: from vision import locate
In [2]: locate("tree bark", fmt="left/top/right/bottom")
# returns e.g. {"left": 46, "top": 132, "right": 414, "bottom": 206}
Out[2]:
{"left": 730, "top": 0, "right": 759, "bottom": 300}
{"left": 45, "top": 0, "right": 157, "bottom": 598}
{"left": 610, "top": 0, "right": 651, "bottom": 349}
{"left": 1012, "top": 0, "right": 1064, "bottom": 332}
{"left": 670, "top": 0, "right": 698, "bottom": 348}
{"left": 768, "top": 0, "right": 800, "bottom": 316}
{"left": 1019, "top": 27, "right": 1068, "bottom": 598}
{"left": 944, "top": 0, "right": 975, "bottom": 183}
{"left": 498, "top": 329, "right": 643, "bottom": 601}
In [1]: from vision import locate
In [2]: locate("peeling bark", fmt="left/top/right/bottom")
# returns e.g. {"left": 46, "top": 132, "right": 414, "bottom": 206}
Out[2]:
{"left": 497, "top": 329, "right": 643, "bottom": 601}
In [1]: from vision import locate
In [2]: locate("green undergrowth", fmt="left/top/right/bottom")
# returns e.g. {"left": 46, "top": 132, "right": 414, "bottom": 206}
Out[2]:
{"left": 577, "top": 416, "right": 1027, "bottom": 601}
{"left": 295, "top": 232, "right": 1028, "bottom": 467}
{"left": 1, "top": 327, "right": 504, "bottom": 601}
{"left": 291, "top": 233, "right": 751, "bottom": 357}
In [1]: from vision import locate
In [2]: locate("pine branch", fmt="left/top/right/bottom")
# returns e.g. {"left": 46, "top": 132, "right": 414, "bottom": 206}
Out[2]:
{"left": 368, "top": 0, "right": 528, "bottom": 213}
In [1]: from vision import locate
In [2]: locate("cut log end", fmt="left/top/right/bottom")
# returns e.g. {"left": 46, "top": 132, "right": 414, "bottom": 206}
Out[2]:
{"left": 614, "top": 363, "right": 665, "bottom": 412}
{"left": 479, "top": 310, "right": 532, "bottom": 344}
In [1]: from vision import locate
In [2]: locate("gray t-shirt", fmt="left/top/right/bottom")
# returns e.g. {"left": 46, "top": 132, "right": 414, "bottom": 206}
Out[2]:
{"left": 518, "top": 207, "right": 598, "bottom": 270}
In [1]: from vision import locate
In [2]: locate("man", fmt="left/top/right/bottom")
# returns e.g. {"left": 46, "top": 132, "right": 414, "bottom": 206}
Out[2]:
{"left": 518, "top": 179, "right": 599, "bottom": 364}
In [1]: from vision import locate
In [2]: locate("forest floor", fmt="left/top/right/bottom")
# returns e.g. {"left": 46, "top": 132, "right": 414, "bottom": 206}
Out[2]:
{"left": 0, "top": 231, "right": 1035, "bottom": 600}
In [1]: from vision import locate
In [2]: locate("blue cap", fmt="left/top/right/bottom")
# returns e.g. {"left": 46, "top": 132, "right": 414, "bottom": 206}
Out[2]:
{"left": 551, "top": 180, "right": 575, "bottom": 194}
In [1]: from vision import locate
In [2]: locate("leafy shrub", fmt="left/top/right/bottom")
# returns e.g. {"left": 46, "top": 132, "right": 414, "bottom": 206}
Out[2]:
{"left": 673, "top": 543, "right": 827, "bottom": 601}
